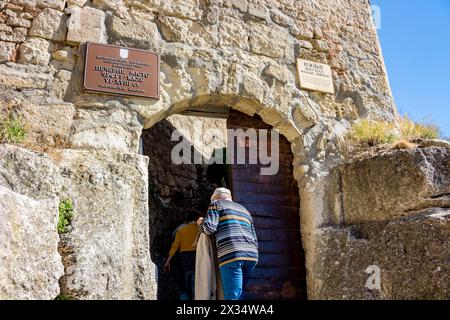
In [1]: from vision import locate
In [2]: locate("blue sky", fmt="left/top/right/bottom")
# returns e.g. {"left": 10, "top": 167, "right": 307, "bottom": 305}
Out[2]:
{"left": 371, "top": 0, "right": 450, "bottom": 137}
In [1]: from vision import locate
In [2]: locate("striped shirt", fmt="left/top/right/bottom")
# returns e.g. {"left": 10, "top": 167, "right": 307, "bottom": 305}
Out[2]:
{"left": 199, "top": 200, "right": 258, "bottom": 267}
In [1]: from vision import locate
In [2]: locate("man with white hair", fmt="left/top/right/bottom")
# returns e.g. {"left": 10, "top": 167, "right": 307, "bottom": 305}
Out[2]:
{"left": 197, "top": 188, "right": 259, "bottom": 300}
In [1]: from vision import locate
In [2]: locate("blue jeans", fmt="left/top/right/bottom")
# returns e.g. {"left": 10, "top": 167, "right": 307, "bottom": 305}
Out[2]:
{"left": 178, "top": 252, "right": 196, "bottom": 300}
{"left": 219, "top": 260, "right": 257, "bottom": 300}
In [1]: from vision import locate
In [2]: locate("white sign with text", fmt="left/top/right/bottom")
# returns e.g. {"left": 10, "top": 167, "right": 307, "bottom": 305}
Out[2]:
{"left": 297, "top": 59, "right": 335, "bottom": 94}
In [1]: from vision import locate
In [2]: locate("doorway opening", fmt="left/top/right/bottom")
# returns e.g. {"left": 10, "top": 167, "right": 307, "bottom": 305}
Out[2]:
{"left": 141, "top": 109, "right": 306, "bottom": 300}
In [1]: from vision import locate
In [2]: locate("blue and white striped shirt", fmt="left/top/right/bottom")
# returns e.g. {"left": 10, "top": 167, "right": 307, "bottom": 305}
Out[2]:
{"left": 199, "top": 200, "right": 258, "bottom": 267}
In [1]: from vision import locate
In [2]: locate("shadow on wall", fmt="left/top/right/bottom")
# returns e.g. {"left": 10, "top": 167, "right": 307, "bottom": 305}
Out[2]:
{"left": 141, "top": 119, "right": 222, "bottom": 300}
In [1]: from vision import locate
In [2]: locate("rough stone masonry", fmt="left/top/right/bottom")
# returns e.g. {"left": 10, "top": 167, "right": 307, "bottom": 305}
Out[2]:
{"left": 0, "top": 0, "right": 448, "bottom": 300}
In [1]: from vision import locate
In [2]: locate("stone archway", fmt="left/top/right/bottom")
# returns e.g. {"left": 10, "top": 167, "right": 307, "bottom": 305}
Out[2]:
{"left": 140, "top": 94, "right": 309, "bottom": 300}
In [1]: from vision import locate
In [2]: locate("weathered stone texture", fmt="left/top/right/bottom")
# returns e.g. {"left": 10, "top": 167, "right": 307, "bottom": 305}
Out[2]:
{"left": 315, "top": 208, "right": 450, "bottom": 300}
{"left": 69, "top": 103, "right": 144, "bottom": 154}
{"left": 0, "top": 144, "right": 64, "bottom": 300}
{"left": 36, "top": 0, "right": 67, "bottom": 11}
{"left": 29, "top": 8, "right": 67, "bottom": 41}
{"left": 108, "top": 13, "right": 161, "bottom": 49}
{"left": 336, "top": 147, "right": 450, "bottom": 224}
{"left": 14, "top": 102, "right": 75, "bottom": 148}
{"left": 19, "top": 37, "right": 52, "bottom": 65}
{"left": 66, "top": 6, "right": 107, "bottom": 44}
{"left": 0, "top": 40, "right": 16, "bottom": 62}
{"left": 0, "top": 62, "right": 52, "bottom": 91}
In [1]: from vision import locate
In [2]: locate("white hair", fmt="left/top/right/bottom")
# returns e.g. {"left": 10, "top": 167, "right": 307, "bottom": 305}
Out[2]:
{"left": 211, "top": 188, "right": 232, "bottom": 201}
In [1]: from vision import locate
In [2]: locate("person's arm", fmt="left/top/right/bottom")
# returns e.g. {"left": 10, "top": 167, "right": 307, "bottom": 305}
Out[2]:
{"left": 164, "top": 231, "right": 181, "bottom": 272}
{"left": 198, "top": 202, "right": 220, "bottom": 235}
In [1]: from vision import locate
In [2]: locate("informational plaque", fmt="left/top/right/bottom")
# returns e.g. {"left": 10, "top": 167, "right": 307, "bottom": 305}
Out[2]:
{"left": 83, "top": 42, "right": 160, "bottom": 99}
{"left": 297, "top": 59, "right": 334, "bottom": 94}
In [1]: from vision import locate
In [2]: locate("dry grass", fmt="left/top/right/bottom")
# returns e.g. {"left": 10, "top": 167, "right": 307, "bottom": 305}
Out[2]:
{"left": 346, "top": 118, "right": 397, "bottom": 147}
{"left": 346, "top": 116, "right": 440, "bottom": 148}
{"left": 341, "top": 116, "right": 442, "bottom": 161}
{"left": 397, "top": 116, "right": 440, "bottom": 141}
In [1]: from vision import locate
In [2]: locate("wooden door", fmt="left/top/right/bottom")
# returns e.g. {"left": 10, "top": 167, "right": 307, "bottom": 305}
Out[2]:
{"left": 227, "top": 110, "right": 307, "bottom": 300}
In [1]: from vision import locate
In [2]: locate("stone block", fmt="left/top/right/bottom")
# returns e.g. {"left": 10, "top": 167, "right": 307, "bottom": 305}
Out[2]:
{"left": 0, "top": 145, "right": 64, "bottom": 300}
{"left": 19, "top": 37, "right": 52, "bottom": 65}
{"left": 337, "top": 147, "right": 450, "bottom": 224}
{"left": 248, "top": 21, "right": 294, "bottom": 60}
{"left": 29, "top": 8, "right": 68, "bottom": 41}
{"left": 57, "top": 149, "right": 157, "bottom": 300}
{"left": 0, "top": 41, "right": 16, "bottom": 62}
{"left": 36, "top": 0, "right": 67, "bottom": 11}
{"left": 6, "top": 16, "right": 31, "bottom": 28}
{"left": 314, "top": 209, "right": 450, "bottom": 299}
{"left": 66, "top": 6, "right": 107, "bottom": 44}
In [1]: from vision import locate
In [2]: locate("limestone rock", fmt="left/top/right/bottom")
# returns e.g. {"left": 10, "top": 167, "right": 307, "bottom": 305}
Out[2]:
{"left": 419, "top": 139, "right": 450, "bottom": 150}
{"left": 224, "top": 0, "right": 248, "bottom": 13}
{"left": 248, "top": 21, "right": 294, "bottom": 59}
{"left": 0, "top": 185, "right": 64, "bottom": 300}
{"left": 67, "top": 0, "right": 87, "bottom": 8}
{"left": 10, "top": 0, "right": 36, "bottom": 9}
{"left": 108, "top": 13, "right": 161, "bottom": 49}
{"left": 0, "top": 144, "right": 62, "bottom": 199}
{"left": 52, "top": 69, "right": 72, "bottom": 98}
{"left": 218, "top": 16, "right": 249, "bottom": 50}
{"left": 144, "top": 0, "right": 203, "bottom": 20}
{"left": 91, "top": 0, "right": 126, "bottom": 17}
{"left": 0, "top": 41, "right": 16, "bottom": 62}
{"left": 6, "top": 16, "right": 32, "bottom": 28}
{"left": 36, "top": 0, "right": 67, "bottom": 11}
{"left": 14, "top": 102, "right": 75, "bottom": 148}
{"left": 19, "top": 37, "right": 52, "bottom": 65}
{"left": 66, "top": 6, "right": 107, "bottom": 44}
{"left": 158, "top": 16, "right": 217, "bottom": 47}
{"left": 30, "top": 8, "right": 68, "bottom": 41}
{"left": 313, "top": 39, "right": 330, "bottom": 52}
{"left": 0, "top": 26, "right": 27, "bottom": 42}
{"left": 0, "top": 145, "right": 64, "bottom": 300}
{"left": 0, "top": 62, "right": 53, "bottom": 90}
{"left": 69, "top": 104, "right": 144, "bottom": 154}
{"left": 315, "top": 208, "right": 450, "bottom": 300}
{"left": 336, "top": 147, "right": 450, "bottom": 224}
{"left": 248, "top": 3, "right": 268, "bottom": 20}
{"left": 0, "top": 24, "right": 12, "bottom": 33}
{"left": 19, "top": 12, "right": 35, "bottom": 20}
{"left": 51, "top": 46, "right": 78, "bottom": 71}
{"left": 57, "top": 150, "right": 157, "bottom": 300}
{"left": 262, "top": 63, "right": 295, "bottom": 85}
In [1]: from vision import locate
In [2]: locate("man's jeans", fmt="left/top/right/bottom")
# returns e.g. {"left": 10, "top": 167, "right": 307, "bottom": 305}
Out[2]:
{"left": 178, "top": 251, "right": 196, "bottom": 300}
{"left": 219, "top": 260, "right": 257, "bottom": 300}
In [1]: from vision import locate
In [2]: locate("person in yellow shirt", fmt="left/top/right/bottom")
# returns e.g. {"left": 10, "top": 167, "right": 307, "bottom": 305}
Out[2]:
{"left": 163, "top": 210, "right": 201, "bottom": 300}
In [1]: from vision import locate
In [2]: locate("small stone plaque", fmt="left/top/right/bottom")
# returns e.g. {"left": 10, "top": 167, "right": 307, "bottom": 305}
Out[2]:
{"left": 297, "top": 59, "right": 334, "bottom": 94}
{"left": 83, "top": 42, "right": 160, "bottom": 99}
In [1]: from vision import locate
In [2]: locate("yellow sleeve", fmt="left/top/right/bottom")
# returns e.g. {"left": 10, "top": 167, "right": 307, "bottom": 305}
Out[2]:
{"left": 169, "top": 231, "right": 181, "bottom": 257}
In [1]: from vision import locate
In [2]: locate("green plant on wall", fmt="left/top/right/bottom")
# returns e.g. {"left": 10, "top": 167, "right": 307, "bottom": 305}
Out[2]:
{"left": 0, "top": 116, "right": 27, "bottom": 144}
{"left": 55, "top": 293, "right": 74, "bottom": 300}
{"left": 58, "top": 199, "right": 74, "bottom": 234}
